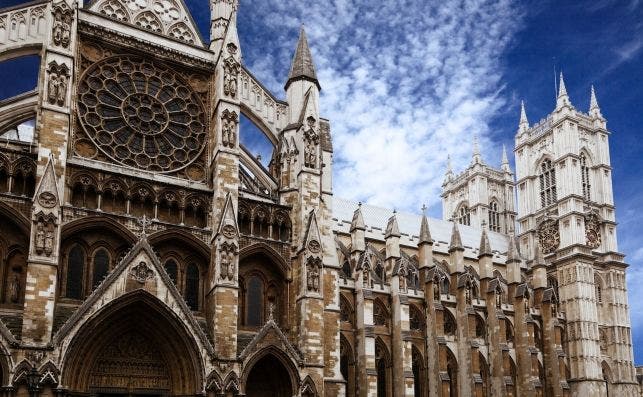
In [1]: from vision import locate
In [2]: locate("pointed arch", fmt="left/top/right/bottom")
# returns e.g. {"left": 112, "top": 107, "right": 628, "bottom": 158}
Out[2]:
{"left": 148, "top": 228, "right": 210, "bottom": 260}
{"left": 60, "top": 289, "right": 205, "bottom": 394}
{"left": 301, "top": 375, "right": 319, "bottom": 397}
{"left": 61, "top": 216, "right": 137, "bottom": 244}
{"left": 241, "top": 346, "right": 300, "bottom": 396}
{"left": 239, "top": 242, "right": 289, "bottom": 278}
{"left": 375, "top": 337, "right": 391, "bottom": 397}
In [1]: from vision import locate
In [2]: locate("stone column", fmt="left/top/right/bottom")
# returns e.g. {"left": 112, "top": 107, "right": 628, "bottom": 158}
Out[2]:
{"left": 21, "top": 0, "right": 77, "bottom": 345}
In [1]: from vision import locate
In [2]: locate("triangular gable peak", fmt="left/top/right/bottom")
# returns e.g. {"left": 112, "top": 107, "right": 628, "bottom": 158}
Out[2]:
{"left": 239, "top": 318, "right": 303, "bottom": 365}
{"left": 33, "top": 155, "right": 60, "bottom": 212}
{"left": 301, "top": 210, "right": 322, "bottom": 256}
{"left": 53, "top": 235, "right": 214, "bottom": 358}
{"left": 89, "top": 0, "right": 203, "bottom": 46}
{"left": 216, "top": 193, "right": 239, "bottom": 239}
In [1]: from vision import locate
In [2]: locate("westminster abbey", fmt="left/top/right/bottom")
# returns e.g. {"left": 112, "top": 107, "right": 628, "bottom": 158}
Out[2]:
{"left": 0, "top": 0, "right": 639, "bottom": 396}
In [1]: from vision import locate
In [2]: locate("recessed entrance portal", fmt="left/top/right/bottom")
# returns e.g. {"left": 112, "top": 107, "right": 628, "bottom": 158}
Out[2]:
{"left": 62, "top": 291, "right": 203, "bottom": 396}
{"left": 245, "top": 354, "right": 294, "bottom": 397}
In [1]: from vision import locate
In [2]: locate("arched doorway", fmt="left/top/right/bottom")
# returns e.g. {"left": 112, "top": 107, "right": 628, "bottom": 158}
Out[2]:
{"left": 245, "top": 353, "right": 295, "bottom": 397}
{"left": 61, "top": 291, "right": 203, "bottom": 396}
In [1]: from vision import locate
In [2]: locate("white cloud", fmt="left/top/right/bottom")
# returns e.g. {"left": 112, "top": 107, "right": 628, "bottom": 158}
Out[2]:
{"left": 239, "top": 0, "right": 523, "bottom": 216}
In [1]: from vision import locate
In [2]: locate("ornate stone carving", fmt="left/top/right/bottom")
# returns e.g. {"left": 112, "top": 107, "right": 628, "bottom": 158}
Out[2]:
{"left": 221, "top": 109, "right": 238, "bottom": 148}
{"left": 34, "top": 214, "right": 56, "bottom": 257}
{"left": 223, "top": 45, "right": 240, "bottom": 98}
{"left": 47, "top": 61, "right": 69, "bottom": 106}
{"left": 52, "top": 1, "right": 72, "bottom": 48}
{"left": 306, "top": 257, "right": 321, "bottom": 293}
{"left": 585, "top": 213, "right": 602, "bottom": 249}
{"left": 222, "top": 224, "right": 236, "bottom": 239}
{"left": 129, "top": 261, "right": 154, "bottom": 283}
{"left": 38, "top": 192, "right": 57, "bottom": 208}
{"left": 307, "top": 239, "right": 320, "bottom": 253}
{"left": 303, "top": 116, "right": 319, "bottom": 168}
{"left": 219, "top": 241, "right": 237, "bottom": 282}
{"left": 77, "top": 55, "right": 206, "bottom": 172}
{"left": 537, "top": 219, "right": 560, "bottom": 254}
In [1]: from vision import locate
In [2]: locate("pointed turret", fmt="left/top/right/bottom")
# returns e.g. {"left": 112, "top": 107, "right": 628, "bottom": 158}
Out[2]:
{"left": 506, "top": 233, "right": 520, "bottom": 263}
{"left": 589, "top": 85, "right": 604, "bottom": 119}
{"left": 385, "top": 211, "right": 401, "bottom": 260}
{"left": 350, "top": 203, "right": 366, "bottom": 253}
{"left": 210, "top": 0, "right": 239, "bottom": 51}
{"left": 443, "top": 155, "right": 453, "bottom": 184}
{"left": 532, "top": 243, "right": 547, "bottom": 289}
{"left": 385, "top": 211, "right": 401, "bottom": 239}
{"left": 518, "top": 100, "right": 529, "bottom": 134}
{"left": 479, "top": 228, "right": 492, "bottom": 258}
{"left": 449, "top": 221, "right": 463, "bottom": 252}
{"left": 418, "top": 206, "right": 433, "bottom": 245}
{"left": 556, "top": 72, "right": 572, "bottom": 109}
{"left": 350, "top": 202, "right": 366, "bottom": 232}
{"left": 533, "top": 243, "right": 546, "bottom": 267}
{"left": 285, "top": 26, "right": 320, "bottom": 91}
{"left": 471, "top": 134, "right": 482, "bottom": 164}
{"left": 501, "top": 144, "right": 511, "bottom": 173}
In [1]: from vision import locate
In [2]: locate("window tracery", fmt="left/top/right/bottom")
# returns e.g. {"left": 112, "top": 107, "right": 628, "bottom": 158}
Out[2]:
{"left": 77, "top": 56, "right": 206, "bottom": 173}
{"left": 457, "top": 204, "right": 470, "bottom": 226}
{"left": 444, "top": 311, "right": 456, "bottom": 336}
{"left": 373, "top": 300, "right": 388, "bottom": 327}
{"left": 488, "top": 201, "right": 500, "bottom": 232}
{"left": 580, "top": 153, "right": 591, "bottom": 201}
{"left": 539, "top": 159, "right": 557, "bottom": 207}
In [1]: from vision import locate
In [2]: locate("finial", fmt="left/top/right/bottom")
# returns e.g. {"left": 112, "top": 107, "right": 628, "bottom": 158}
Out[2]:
{"left": 519, "top": 100, "right": 529, "bottom": 127}
{"left": 556, "top": 72, "right": 572, "bottom": 109}
{"left": 472, "top": 134, "right": 481, "bottom": 164}
{"left": 589, "top": 85, "right": 603, "bottom": 119}
{"left": 268, "top": 302, "right": 275, "bottom": 321}
{"left": 501, "top": 144, "right": 511, "bottom": 173}
{"left": 421, "top": 204, "right": 427, "bottom": 214}
{"left": 385, "top": 211, "right": 401, "bottom": 238}
{"left": 139, "top": 215, "right": 152, "bottom": 236}
{"left": 449, "top": 220, "right": 463, "bottom": 251}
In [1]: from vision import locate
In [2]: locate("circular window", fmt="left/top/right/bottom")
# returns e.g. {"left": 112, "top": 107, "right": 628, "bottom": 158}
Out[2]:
{"left": 77, "top": 56, "right": 206, "bottom": 172}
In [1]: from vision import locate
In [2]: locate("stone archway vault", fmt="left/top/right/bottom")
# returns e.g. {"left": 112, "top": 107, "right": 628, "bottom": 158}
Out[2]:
{"left": 61, "top": 291, "right": 204, "bottom": 395}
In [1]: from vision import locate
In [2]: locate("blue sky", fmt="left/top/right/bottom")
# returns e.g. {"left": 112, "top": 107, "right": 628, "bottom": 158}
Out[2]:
{"left": 1, "top": 0, "right": 643, "bottom": 361}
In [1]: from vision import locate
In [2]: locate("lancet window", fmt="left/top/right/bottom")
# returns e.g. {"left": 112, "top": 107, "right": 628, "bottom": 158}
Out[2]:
{"left": 581, "top": 153, "right": 591, "bottom": 201}
{"left": 488, "top": 201, "right": 500, "bottom": 232}
{"left": 539, "top": 159, "right": 557, "bottom": 207}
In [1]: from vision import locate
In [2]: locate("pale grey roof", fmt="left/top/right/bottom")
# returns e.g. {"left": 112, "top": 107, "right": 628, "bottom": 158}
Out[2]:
{"left": 332, "top": 197, "right": 509, "bottom": 261}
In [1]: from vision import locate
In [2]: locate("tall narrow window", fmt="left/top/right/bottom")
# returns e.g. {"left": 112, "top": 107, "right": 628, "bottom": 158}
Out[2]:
{"left": 246, "top": 275, "right": 264, "bottom": 326}
{"left": 488, "top": 201, "right": 500, "bottom": 232}
{"left": 92, "top": 248, "right": 109, "bottom": 288}
{"left": 412, "top": 348, "right": 424, "bottom": 397}
{"left": 164, "top": 259, "right": 178, "bottom": 284}
{"left": 581, "top": 154, "right": 591, "bottom": 200}
{"left": 595, "top": 275, "right": 603, "bottom": 303}
{"left": 539, "top": 159, "right": 557, "bottom": 207}
{"left": 185, "top": 263, "right": 200, "bottom": 310}
{"left": 66, "top": 245, "right": 85, "bottom": 299}
{"left": 457, "top": 204, "right": 470, "bottom": 226}
{"left": 375, "top": 342, "right": 388, "bottom": 397}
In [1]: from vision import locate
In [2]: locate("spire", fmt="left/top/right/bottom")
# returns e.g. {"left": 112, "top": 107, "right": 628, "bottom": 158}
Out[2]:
{"left": 518, "top": 100, "right": 529, "bottom": 133}
{"left": 350, "top": 202, "right": 366, "bottom": 232}
{"left": 501, "top": 144, "right": 511, "bottom": 173}
{"left": 443, "top": 155, "right": 453, "bottom": 184}
{"left": 478, "top": 228, "right": 492, "bottom": 257}
{"left": 285, "top": 26, "right": 320, "bottom": 91}
{"left": 210, "top": 0, "right": 239, "bottom": 50}
{"left": 589, "top": 85, "right": 603, "bottom": 119}
{"left": 385, "top": 211, "right": 401, "bottom": 238}
{"left": 556, "top": 72, "right": 572, "bottom": 109}
{"left": 471, "top": 134, "right": 482, "bottom": 164}
{"left": 449, "top": 221, "right": 463, "bottom": 251}
{"left": 419, "top": 205, "right": 433, "bottom": 245}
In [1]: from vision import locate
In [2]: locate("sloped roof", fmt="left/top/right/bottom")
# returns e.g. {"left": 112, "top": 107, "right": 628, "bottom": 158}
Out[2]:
{"left": 332, "top": 197, "right": 509, "bottom": 261}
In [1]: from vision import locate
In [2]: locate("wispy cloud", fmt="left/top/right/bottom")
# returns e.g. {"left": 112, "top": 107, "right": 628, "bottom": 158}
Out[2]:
{"left": 238, "top": 0, "right": 524, "bottom": 215}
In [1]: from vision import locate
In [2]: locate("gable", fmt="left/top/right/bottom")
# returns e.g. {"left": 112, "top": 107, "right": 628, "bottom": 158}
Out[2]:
{"left": 89, "top": 0, "right": 203, "bottom": 46}
{"left": 54, "top": 236, "right": 214, "bottom": 359}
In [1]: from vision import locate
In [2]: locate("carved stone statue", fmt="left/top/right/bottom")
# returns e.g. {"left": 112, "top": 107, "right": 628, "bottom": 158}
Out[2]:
{"left": 35, "top": 221, "right": 45, "bottom": 255}
{"left": 433, "top": 282, "right": 440, "bottom": 301}
{"left": 47, "top": 62, "right": 69, "bottom": 106}
{"left": 223, "top": 57, "right": 240, "bottom": 98}
{"left": 221, "top": 110, "right": 238, "bottom": 148}
{"left": 9, "top": 273, "right": 20, "bottom": 303}
{"left": 44, "top": 226, "right": 54, "bottom": 256}
{"left": 52, "top": 2, "right": 72, "bottom": 48}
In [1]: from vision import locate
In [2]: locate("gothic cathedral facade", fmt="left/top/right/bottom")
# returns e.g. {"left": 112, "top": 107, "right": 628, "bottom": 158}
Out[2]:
{"left": 0, "top": 0, "right": 638, "bottom": 396}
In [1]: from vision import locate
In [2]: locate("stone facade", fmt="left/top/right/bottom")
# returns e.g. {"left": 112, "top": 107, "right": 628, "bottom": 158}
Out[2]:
{"left": 0, "top": 1, "right": 639, "bottom": 397}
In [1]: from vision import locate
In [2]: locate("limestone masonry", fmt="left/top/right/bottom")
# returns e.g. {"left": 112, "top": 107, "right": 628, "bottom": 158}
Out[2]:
{"left": 0, "top": 0, "right": 639, "bottom": 396}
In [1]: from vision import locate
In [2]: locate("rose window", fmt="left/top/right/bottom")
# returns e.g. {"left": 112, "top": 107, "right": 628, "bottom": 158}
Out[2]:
{"left": 77, "top": 56, "right": 206, "bottom": 172}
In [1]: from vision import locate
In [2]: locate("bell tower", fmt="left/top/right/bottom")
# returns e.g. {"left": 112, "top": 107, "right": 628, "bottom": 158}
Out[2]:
{"left": 514, "top": 75, "right": 637, "bottom": 395}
